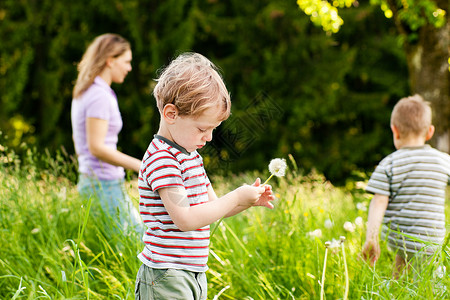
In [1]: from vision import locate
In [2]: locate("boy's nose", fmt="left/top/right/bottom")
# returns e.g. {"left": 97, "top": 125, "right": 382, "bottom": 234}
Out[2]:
{"left": 204, "top": 131, "right": 213, "bottom": 142}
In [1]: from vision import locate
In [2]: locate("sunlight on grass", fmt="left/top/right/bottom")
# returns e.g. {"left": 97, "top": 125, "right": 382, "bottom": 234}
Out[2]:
{"left": 0, "top": 146, "right": 449, "bottom": 299}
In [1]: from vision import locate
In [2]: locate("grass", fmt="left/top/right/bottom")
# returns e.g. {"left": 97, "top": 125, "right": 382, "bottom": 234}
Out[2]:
{"left": 1, "top": 148, "right": 449, "bottom": 299}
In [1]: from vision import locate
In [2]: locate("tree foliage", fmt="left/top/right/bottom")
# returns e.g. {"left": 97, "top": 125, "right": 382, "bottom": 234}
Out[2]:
{"left": 297, "top": 0, "right": 449, "bottom": 152}
{"left": 0, "top": 0, "right": 410, "bottom": 183}
{"left": 297, "top": 0, "right": 446, "bottom": 34}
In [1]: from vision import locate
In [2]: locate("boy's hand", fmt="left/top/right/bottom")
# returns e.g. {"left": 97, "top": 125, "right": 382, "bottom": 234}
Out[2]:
{"left": 234, "top": 183, "right": 265, "bottom": 207}
{"left": 252, "top": 178, "right": 275, "bottom": 209}
{"left": 361, "top": 239, "right": 380, "bottom": 266}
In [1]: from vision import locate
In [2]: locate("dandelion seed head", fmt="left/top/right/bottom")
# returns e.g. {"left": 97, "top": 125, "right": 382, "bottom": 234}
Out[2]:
{"left": 329, "top": 238, "right": 340, "bottom": 250}
{"left": 343, "top": 221, "right": 356, "bottom": 232}
{"left": 435, "top": 266, "right": 446, "bottom": 279}
{"left": 308, "top": 229, "right": 323, "bottom": 238}
{"left": 268, "top": 158, "right": 287, "bottom": 177}
{"left": 355, "top": 216, "right": 364, "bottom": 227}
{"left": 324, "top": 219, "right": 333, "bottom": 228}
{"left": 356, "top": 202, "right": 367, "bottom": 211}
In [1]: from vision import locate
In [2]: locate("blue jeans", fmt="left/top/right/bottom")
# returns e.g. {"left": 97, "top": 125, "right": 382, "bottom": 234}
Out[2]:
{"left": 77, "top": 174, "right": 143, "bottom": 233}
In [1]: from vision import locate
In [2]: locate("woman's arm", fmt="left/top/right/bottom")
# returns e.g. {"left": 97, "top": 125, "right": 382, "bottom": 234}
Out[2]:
{"left": 86, "top": 117, "right": 141, "bottom": 172}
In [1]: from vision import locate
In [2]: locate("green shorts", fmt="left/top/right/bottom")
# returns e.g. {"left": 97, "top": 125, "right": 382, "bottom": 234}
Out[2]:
{"left": 135, "top": 264, "right": 207, "bottom": 300}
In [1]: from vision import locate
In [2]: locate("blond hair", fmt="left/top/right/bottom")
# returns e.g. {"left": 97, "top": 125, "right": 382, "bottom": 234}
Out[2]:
{"left": 391, "top": 94, "right": 432, "bottom": 138}
{"left": 153, "top": 52, "right": 231, "bottom": 121}
{"left": 73, "top": 33, "right": 130, "bottom": 99}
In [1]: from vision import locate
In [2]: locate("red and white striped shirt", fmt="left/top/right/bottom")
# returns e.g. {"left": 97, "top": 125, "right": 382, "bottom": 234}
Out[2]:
{"left": 138, "top": 136, "right": 211, "bottom": 272}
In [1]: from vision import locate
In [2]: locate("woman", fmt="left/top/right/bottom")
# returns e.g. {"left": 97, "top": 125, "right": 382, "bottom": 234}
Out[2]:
{"left": 71, "top": 33, "right": 141, "bottom": 232}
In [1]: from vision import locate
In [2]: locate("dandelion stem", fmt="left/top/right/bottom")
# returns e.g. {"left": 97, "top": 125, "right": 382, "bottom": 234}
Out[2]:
{"left": 210, "top": 216, "right": 224, "bottom": 238}
{"left": 320, "top": 242, "right": 331, "bottom": 300}
{"left": 262, "top": 174, "right": 274, "bottom": 186}
{"left": 340, "top": 236, "right": 349, "bottom": 300}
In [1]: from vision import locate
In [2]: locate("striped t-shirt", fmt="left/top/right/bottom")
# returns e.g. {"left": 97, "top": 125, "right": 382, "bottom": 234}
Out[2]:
{"left": 137, "top": 135, "right": 211, "bottom": 272}
{"left": 366, "top": 145, "right": 450, "bottom": 256}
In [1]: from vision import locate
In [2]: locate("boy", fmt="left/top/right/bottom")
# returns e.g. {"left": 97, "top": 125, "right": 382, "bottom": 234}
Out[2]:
{"left": 135, "top": 53, "right": 275, "bottom": 299}
{"left": 361, "top": 95, "right": 450, "bottom": 277}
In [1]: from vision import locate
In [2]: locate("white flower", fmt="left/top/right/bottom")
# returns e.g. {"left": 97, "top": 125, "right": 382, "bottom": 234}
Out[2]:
{"left": 435, "top": 266, "right": 446, "bottom": 279}
{"left": 355, "top": 216, "right": 364, "bottom": 227}
{"left": 308, "top": 229, "right": 322, "bottom": 238}
{"left": 343, "top": 221, "right": 356, "bottom": 232}
{"left": 268, "top": 158, "right": 287, "bottom": 177}
{"left": 324, "top": 219, "right": 333, "bottom": 228}
{"left": 356, "top": 202, "right": 367, "bottom": 211}
{"left": 329, "top": 238, "right": 340, "bottom": 250}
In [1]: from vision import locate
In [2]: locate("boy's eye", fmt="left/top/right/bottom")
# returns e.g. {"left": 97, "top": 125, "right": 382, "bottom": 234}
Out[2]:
{"left": 198, "top": 128, "right": 206, "bottom": 133}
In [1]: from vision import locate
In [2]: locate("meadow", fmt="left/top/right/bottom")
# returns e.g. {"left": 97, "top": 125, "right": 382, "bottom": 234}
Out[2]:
{"left": 1, "top": 149, "right": 449, "bottom": 299}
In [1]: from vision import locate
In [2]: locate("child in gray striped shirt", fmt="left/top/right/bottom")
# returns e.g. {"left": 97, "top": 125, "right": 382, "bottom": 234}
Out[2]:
{"left": 361, "top": 95, "right": 450, "bottom": 278}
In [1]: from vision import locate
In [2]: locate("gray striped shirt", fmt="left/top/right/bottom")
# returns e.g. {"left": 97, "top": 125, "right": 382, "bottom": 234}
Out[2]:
{"left": 366, "top": 145, "right": 450, "bottom": 256}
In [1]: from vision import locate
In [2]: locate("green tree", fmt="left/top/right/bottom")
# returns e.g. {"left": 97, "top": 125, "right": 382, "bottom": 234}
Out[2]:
{"left": 0, "top": 0, "right": 410, "bottom": 183}
{"left": 297, "top": 0, "right": 449, "bottom": 152}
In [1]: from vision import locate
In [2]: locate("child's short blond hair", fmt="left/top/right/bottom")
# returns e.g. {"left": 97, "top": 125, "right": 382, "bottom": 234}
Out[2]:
{"left": 153, "top": 52, "right": 231, "bottom": 121}
{"left": 391, "top": 94, "right": 432, "bottom": 138}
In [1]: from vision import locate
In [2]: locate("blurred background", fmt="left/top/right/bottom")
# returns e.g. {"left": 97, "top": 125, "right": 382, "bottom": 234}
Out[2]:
{"left": 0, "top": 0, "right": 448, "bottom": 184}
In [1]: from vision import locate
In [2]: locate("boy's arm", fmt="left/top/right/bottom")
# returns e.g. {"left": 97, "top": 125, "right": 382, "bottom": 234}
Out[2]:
{"left": 207, "top": 178, "right": 274, "bottom": 218}
{"left": 158, "top": 184, "right": 265, "bottom": 232}
{"left": 361, "top": 193, "right": 389, "bottom": 266}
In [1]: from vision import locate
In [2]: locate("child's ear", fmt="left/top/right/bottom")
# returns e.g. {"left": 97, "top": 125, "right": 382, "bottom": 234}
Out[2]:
{"left": 391, "top": 124, "right": 400, "bottom": 139}
{"left": 163, "top": 104, "right": 178, "bottom": 124}
{"left": 425, "top": 125, "right": 435, "bottom": 141}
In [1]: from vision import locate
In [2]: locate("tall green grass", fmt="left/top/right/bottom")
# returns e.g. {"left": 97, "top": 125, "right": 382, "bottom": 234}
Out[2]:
{"left": 0, "top": 146, "right": 142, "bottom": 299}
{"left": 1, "top": 147, "right": 449, "bottom": 299}
{"left": 207, "top": 167, "right": 450, "bottom": 299}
